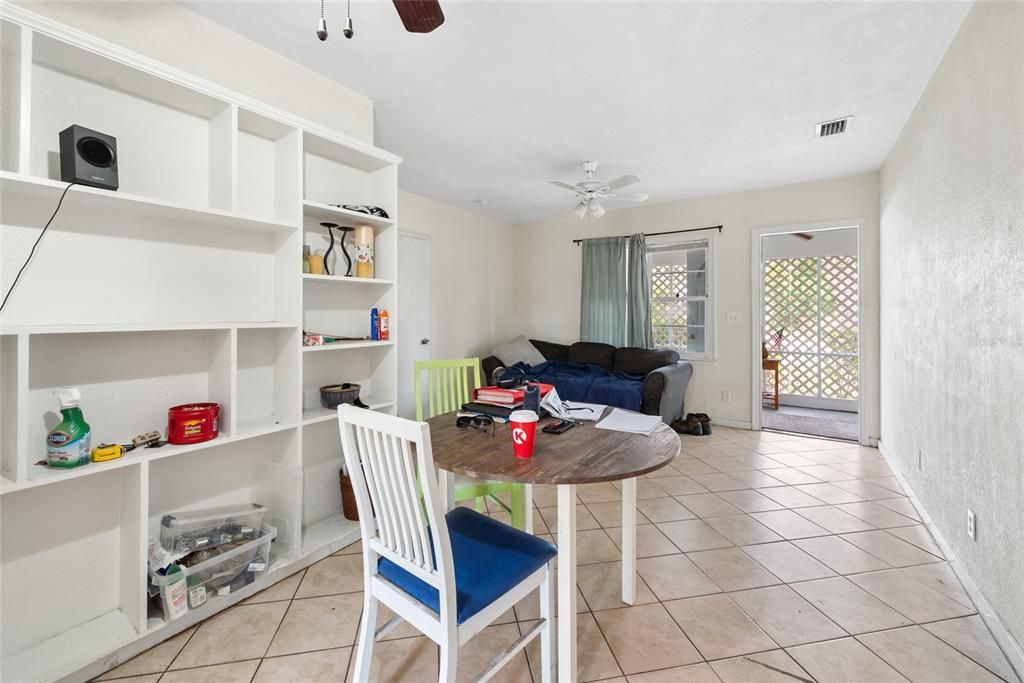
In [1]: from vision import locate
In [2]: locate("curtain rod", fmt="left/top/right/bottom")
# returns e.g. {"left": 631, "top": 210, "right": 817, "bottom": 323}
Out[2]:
{"left": 572, "top": 225, "right": 722, "bottom": 245}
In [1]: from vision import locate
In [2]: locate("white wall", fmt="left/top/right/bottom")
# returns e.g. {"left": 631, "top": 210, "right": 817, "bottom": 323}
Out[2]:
{"left": 11, "top": 1, "right": 374, "bottom": 142}
{"left": 880, "top": 1, "right": 1024, "bottom": 659}
{"left": 510, "top": 173, "right": 879, "bottom": 432}
{"left": 398, "top": 191, "right": 516, "bottom": 361}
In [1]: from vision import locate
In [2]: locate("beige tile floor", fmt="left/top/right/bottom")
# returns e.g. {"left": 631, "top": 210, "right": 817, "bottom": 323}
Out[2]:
{"left": 96, "top": 427, "right": 1021, "bottom": 683}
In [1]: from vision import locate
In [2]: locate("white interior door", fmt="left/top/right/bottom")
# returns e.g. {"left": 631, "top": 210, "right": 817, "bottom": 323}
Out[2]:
{"left": 397, "top": 232, "right": 432, "bottom": 418}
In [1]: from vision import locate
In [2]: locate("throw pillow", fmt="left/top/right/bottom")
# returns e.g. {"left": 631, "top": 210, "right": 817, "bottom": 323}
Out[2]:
{"left": 614, "top": 347, "right": 680, "bottom": 375}
{"left": 567, "top": 342, "right": 616, "bottom": 369}
{"left": 492, "top": 335, "right": 547, "bottom": 368}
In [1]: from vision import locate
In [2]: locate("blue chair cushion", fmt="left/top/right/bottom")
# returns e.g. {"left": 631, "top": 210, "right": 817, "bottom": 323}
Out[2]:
{"left": 377, "top": 507, "right": 557, "bottom": 624}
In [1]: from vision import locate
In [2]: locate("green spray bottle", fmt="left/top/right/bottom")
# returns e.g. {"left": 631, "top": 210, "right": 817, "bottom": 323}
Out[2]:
{"left": 47, "top": 387, "right": 92, "bottom": 468}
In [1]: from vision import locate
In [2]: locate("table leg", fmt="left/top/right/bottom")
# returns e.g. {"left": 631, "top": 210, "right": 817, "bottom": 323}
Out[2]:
{"left": 774, "top": 368, "right": 780, "bottom": 409}
{"left": 439, "top": 471, "right": 454, "bottom": 511}
{"left": 557, "top": 484, "right": 577, "bottom": 683}
{"left": 621, "top": 477, "right": 638, "bottom": 604}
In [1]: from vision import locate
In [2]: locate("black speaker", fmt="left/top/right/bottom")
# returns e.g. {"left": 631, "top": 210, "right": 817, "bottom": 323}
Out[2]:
{"left": 59, "top": 125, "right": 118, "bottom": 190}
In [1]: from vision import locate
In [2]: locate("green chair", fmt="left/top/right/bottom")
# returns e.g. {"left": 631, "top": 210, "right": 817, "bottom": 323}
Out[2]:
{"left": 414, "top": 358, "right": 530, "bottom": 530}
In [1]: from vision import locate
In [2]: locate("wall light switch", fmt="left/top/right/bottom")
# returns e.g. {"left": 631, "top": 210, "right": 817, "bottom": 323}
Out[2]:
{"left": 721, "top": 390, "right": 731, "bottom": 403}
{"left": 727, "top": 312, "right": 741, "bottom": 324}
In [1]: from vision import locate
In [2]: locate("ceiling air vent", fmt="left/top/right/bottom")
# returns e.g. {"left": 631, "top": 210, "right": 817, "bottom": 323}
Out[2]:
{"left": 816, "top": 116, "right": 853, "bottom": 138}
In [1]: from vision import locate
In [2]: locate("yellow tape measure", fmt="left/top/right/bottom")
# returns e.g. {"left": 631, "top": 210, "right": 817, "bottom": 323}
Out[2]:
{"left": 91, "top": 443, "right": 124, "bottom": 462}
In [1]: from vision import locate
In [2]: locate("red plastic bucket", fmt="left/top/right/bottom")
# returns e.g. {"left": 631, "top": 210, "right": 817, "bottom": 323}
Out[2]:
{"left": 167, "top": 402, "right": 220, "bottom": 445}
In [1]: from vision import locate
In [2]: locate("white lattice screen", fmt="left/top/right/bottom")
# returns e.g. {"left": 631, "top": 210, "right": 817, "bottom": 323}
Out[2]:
{"left": 764, "top": 255, "right": 859, "bottom": 400}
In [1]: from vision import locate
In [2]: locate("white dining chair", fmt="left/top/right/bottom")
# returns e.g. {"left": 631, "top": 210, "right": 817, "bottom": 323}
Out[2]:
{"left": 338, "top": 404, "right": 557, "bottom": 683}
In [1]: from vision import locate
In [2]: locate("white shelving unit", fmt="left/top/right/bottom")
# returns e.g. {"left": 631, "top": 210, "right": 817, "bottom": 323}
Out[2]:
{"left": 0, "top": 8, "right": 398, "bottom": 681}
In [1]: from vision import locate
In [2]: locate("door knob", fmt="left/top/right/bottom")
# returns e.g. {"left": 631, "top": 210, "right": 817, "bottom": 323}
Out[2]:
{"left": 420, "top": 338, "right": 430, "bottom": 345}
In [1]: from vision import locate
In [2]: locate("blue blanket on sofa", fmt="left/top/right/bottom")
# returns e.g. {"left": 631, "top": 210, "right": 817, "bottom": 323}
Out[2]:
{"left": 513, "top": 361, "right": 644, "bottom": 412}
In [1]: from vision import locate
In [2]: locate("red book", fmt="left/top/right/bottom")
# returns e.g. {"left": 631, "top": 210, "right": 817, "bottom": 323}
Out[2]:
{"left": 474, "top": 384, "right": 554, "bottom": 404}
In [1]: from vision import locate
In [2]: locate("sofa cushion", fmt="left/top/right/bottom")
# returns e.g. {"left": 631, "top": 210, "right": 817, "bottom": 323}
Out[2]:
{"left": 567, "top": 342, "right": 616, "bottom": 369}
{"left": 614, "top": 347, "right": 680, "bottom": 376}
{"left": 492, "top": 335, "right": 547, "bottom": 368}
{"left": 529, "top": 339, "right": 570, "bottom": 362}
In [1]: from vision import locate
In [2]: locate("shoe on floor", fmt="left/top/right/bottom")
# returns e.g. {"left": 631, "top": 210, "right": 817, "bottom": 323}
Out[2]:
{"left": 696, "top": 413, "right": 712, "bottom": 435}
{"left": 672, "top": 414, "right": 704, "bottom": 435}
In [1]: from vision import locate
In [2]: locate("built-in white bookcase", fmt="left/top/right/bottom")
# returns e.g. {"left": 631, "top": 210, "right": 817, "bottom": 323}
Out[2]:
{"left": 0, "top": 8, "right": 399, "bottom": 682}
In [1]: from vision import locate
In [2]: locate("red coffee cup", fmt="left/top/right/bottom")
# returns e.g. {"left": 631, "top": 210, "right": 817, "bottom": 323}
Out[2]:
{"left": 509, "top": 410, "right": 539, "bottom": 459}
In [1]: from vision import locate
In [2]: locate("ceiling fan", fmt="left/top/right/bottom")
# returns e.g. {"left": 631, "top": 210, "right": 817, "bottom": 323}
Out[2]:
{"left": 316, "top": 0, "right": 444, "bottom": 41}
{"left": 548, "top": 161, "right": 650, "bottom": 219}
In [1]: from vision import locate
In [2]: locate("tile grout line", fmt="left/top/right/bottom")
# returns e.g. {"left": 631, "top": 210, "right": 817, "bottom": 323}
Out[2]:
{"left": 115, "top": 428, "right": 1015, "bottom": 683}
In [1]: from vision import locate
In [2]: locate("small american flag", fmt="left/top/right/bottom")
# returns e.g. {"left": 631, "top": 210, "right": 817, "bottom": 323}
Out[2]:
{"left": 766, "top": 328, "right": 784, "bottom": 351}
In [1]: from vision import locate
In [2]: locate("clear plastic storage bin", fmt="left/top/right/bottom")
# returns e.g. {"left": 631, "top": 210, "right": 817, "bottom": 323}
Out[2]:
{"left": 152, "top": 524, "right": 276, "bottom": 615}
{"left": 159, "top": 503, "right": 268, "bottom": 554}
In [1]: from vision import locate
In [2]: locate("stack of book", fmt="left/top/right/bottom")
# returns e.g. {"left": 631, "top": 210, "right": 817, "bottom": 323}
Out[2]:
{"left": 462, "top": 383, "right": 554, "bottom": 418}
{"left": 473, "top": 383, "right": 554, "bottom": 408}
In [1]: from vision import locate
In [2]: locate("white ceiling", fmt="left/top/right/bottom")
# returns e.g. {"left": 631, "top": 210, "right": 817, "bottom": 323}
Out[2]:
{"left": 184, "top": 1, "right": 970, "bottom": 224}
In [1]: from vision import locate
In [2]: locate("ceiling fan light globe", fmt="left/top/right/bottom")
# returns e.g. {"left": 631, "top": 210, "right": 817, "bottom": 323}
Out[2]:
{"left": 592, "top": 204, "right": 606, "bottom": 218}
{"left": 573, "top": 203, "right": 588, "bottom": 218}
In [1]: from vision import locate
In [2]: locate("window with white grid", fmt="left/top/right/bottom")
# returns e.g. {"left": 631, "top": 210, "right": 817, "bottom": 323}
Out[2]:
{"left": 648, "top": 237, "right": 714, "bottom": 361}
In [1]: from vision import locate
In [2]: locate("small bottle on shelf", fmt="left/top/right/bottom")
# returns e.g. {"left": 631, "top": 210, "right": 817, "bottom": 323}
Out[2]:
{"left": 308, "top": 249, "right": 325, "bottom": 275}
{"left": 302, "top": 245, "right": 311, "bottom": 274}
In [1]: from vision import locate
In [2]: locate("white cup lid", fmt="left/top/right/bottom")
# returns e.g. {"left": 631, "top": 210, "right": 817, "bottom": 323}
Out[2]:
{"left": 509, "top": 410, "right": 539, "bottom": 423}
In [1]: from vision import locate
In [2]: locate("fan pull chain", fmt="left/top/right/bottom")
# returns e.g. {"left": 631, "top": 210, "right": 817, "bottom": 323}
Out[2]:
{"left": 344, "top": 0, "right": 354, "bottom": 38}
{"left": 316, "top": 0, "right": 328, "bottom": 40}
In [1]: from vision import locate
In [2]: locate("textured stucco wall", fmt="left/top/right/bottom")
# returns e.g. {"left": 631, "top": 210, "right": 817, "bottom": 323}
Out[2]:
{"left": 880, "top": 0, "right": 1024, "bottom": 653}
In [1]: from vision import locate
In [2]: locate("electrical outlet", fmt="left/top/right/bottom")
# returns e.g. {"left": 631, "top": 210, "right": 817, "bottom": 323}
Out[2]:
{"left": 967, "top": 509, "right": 977, "bottom": 540}
{"left": 721, "top": 390, "right": 731, "bottom": 403}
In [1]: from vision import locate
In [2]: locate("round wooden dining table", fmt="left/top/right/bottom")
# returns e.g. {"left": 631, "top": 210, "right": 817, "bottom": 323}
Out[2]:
{"left": 427, "top": 409, "right": 680, "bottom": 682}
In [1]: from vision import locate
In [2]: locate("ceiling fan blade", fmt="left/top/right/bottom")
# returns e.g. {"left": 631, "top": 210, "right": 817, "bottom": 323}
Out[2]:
{"left": 604, "top": 175, "right": 640, "bottom": 191}
{"left": 532, "top": 195, "right": 574, "bottom": 204}
{"left": 602, "top": 192, "right": 649, "bottom": 202}
{"left": 392, "top": 0, "right": 445, "bottom": 33}
{"left": 549, "top": 180, "right": 582, "bottom": 193}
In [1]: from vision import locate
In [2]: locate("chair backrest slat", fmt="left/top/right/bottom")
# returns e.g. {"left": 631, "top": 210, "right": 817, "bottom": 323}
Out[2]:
{"left": 338, "top": 405, "right": 455, "bottom": 604}
{"left": 414, "top": 358, "right": 482, "bottom": 421}
{"left": 397, "top": 435, "right": 432, "bottom": 568}
{"left": 356, "top": 424, "right": 393, "bottom": 548}
{"left": 373, "top": 427, "right": 408, "bottom": 557}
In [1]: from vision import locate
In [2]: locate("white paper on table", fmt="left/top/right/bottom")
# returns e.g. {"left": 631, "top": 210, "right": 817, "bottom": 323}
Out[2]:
{"left": 539, "top": 387, "right": 572, "bottom": 420}
{"left": 561, "top": 401, "right": 606, "bottom": 421}
{"left": 594, "top": 408, "right": 661, "bottom": 436}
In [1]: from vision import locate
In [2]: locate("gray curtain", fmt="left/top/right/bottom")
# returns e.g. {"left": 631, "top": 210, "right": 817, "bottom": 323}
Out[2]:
{"left": 627, "top": 233, "right": 653, "bottom": 348}
{"left": 580, "top": 237, "right": 627, "bottom": 346}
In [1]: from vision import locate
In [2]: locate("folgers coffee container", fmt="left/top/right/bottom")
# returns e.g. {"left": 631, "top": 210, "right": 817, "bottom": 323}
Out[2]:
{"left": 168, "top": 402, "right": 220, "bottom": 445}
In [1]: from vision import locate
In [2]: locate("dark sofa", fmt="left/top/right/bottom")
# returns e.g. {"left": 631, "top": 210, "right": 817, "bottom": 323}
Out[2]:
{"left": 482, "top": 339, "right": 693, "bottom": 424}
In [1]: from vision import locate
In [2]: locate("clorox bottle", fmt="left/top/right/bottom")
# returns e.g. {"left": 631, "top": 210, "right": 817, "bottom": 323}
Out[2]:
{"left": 47, "top": 387, "right": 92, "bottom": 468}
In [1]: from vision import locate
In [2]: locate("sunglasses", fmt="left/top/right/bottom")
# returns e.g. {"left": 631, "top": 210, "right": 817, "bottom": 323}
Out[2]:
{"left": 456, "top": 414, "right": 495, "bottom": 436}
